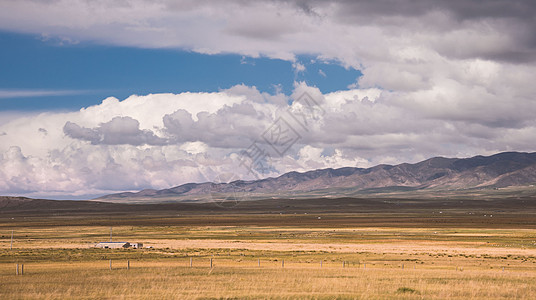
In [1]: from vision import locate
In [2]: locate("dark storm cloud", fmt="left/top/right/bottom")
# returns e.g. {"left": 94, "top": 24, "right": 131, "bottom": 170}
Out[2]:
{"left": 283, "top": 0, "right": 536, "bottom": 62}
{"left": 64, "top": 116, "right": 167, "bottom": 146}
{"left": 286, "top": 0, "right": 536, "bottom": 20}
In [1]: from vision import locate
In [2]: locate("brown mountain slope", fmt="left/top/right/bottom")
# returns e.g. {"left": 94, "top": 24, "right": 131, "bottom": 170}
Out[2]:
{"left": 99, "top": 151, "right": 536, "bottom": 202}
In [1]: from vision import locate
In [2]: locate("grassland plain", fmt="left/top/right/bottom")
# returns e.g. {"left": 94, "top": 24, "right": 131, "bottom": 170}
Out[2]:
{"left": 1, "top": 203, "right": 536, "bottom": 299}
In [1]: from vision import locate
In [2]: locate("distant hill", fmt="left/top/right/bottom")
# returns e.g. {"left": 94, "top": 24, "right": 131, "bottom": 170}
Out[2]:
{"left": 98, "top": 152, "right": 536, "bottom": 203}
{"left": 0, "top": 196, "right": 125, "bottom": 212}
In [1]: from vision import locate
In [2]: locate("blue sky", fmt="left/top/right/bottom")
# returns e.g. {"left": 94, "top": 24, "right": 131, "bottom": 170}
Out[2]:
{"left": 0, "top": 0, "right": 535, "bottom": 199}
{"left": 0, "top": 31, "right": 361, "bottom": 112}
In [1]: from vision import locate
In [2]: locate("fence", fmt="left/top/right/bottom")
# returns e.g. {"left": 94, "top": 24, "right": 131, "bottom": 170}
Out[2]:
{"left": 9, "top": 257, "right": 507, "bottom": 275}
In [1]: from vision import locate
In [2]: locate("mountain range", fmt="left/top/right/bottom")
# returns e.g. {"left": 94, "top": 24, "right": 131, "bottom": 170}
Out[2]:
{"left": 98, "top": 152, "right": 536, "bottom": 203}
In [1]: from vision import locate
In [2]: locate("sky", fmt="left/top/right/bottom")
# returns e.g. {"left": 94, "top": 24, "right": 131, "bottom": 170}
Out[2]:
{"left": 0, "top": 0, "right": 535, "bottom": 199}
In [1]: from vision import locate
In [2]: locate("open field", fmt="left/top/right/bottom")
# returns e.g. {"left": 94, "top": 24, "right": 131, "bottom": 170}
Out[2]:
{"left": 2, "top": 259, "right": 536, "bottom": 299}
{"left": 1, "top": 197, "right": 536, "bottom": 299}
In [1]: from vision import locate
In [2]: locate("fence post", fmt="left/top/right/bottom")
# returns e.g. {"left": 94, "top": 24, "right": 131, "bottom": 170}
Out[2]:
{"left": 210, "top": 258, "right": 213, "bottom": 269}
{"left": 258, "top": 259, "right": 260, "bottom": 267}
{"left": 282, "top": 259, "right": 284, "bottom": 268}
{"left": 21, "top": 264, "right": 24, "bottom": 275}
{"left": 16, "top": 263, "right": 19, "bottom": 275}
{"left": 109, "top": 259, "right": 112, "bottom": 270}
{"left": 127, "top": 260, "right": 130, "bottom": 270}
{"left": 190, "top": 257, "right": 193, "bottom": 268}
{"left": 320, "top": 260, "right": 322, "bottom": 268}
{"left": 402, "top": 264, "right": 404, "bottom": 269}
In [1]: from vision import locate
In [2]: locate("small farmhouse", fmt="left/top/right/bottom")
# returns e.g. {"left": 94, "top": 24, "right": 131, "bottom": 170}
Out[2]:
{"left": 94, "top": 242, "right": 145, "bottom": 249}
{"left": 130, "top": 242, "right": 143, "bottom": 249}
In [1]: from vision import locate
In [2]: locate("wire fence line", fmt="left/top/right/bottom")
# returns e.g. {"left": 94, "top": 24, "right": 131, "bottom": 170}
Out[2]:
{"left": 5, "top": 257, "right": 508, "bottom": 275}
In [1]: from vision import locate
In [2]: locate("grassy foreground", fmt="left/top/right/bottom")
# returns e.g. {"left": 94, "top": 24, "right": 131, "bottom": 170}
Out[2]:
{"left": 1, "top": 259, "right": 535, "bottom": 299}
{"left": 1, "top": 210, "right": 536, "bottom": 299}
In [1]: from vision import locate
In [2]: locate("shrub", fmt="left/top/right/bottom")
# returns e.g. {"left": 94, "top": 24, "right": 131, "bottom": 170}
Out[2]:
{"left": 396, "top": 287, "right": 419, "bottom": 294}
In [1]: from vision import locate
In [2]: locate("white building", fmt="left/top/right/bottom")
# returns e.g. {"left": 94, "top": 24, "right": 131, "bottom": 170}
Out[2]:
{"left": 130, "top": 242, "right": 143, "bottom": 249}
{"left": 95, "top": 242, "right": 131, "bottom": 249}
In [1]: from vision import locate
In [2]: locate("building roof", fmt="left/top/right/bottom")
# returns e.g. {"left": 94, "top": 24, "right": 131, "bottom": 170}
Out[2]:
{"left": 96, "top": 242, "right": 129, "bottom": 244}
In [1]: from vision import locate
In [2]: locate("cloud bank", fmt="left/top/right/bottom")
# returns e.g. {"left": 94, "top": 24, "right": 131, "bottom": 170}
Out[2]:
{"left": 1, "top": 83, "right": 535, "bottom": 199}
{"left": 1, "top": 0, "right": 535, "bottom": 65}
{"left": 0, "top": 0, "right": 535, "bottom": 198}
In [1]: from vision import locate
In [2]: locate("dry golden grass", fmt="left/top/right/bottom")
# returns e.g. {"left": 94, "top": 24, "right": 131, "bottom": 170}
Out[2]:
{"left": 1, "top": 218, "right": 536, "bottom": 299}
{"left": 1, "top": 259, "right": 535, "bottom": 299}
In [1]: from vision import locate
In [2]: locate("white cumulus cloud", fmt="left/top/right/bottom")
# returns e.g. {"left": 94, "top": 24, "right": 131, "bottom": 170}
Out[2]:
{"left": 0, "top": 82, "right": 535, "bottom": 199}
{"left": 1, "top": 0, "right": 536, "bottom": 198}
